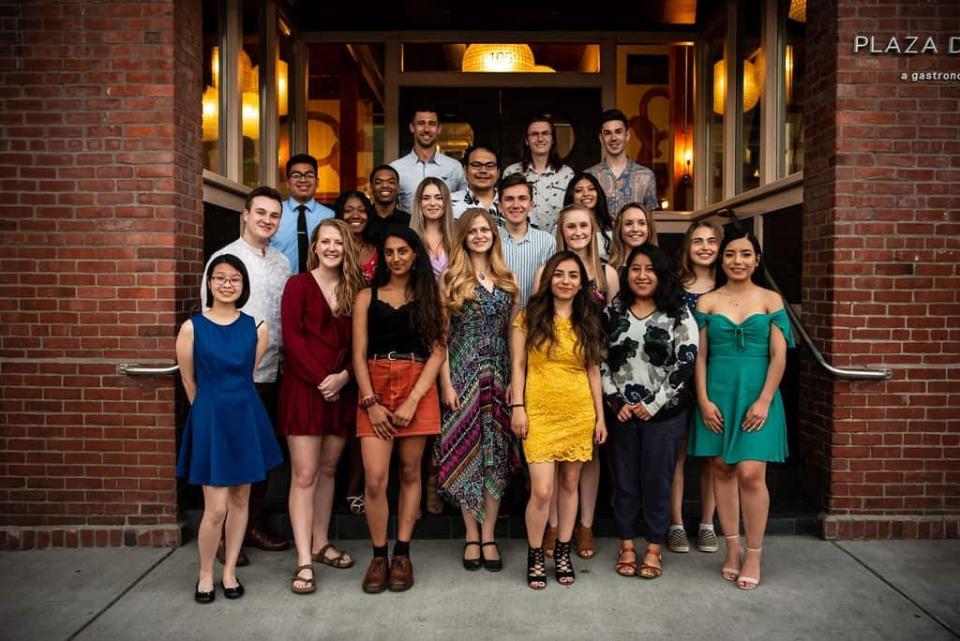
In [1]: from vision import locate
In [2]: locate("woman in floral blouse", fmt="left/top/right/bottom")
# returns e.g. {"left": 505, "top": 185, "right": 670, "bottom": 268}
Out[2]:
{"left": 601, "top": 244, "right": 699, "bottom": 580}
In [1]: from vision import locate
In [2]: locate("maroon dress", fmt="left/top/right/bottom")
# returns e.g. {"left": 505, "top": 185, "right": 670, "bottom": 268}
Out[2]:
{"left": 278, "top": 272, "right": 355, "bottom": 437}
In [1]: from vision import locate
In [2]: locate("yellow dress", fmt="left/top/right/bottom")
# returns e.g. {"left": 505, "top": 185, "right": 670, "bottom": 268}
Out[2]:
{"left": 514, "top": 312, "right": 596, "bottom": 463}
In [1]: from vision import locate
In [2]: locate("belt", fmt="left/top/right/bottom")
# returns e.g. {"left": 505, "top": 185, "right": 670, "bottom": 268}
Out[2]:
{"left": 370, "top": 351, "right": 426, "bottom": 363}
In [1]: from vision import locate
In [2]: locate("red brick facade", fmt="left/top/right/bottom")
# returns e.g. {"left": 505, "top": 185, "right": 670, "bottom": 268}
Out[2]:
{"left": 799, "top": 0, "right": 960, "bottom": 539}
{"left": 0, "top": 0, "right": 203, "bottom": 549}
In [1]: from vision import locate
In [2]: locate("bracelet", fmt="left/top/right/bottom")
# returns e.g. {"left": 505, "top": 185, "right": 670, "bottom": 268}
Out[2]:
{"left": 359, "top": 394, "right": 382, "bottom": 410}
{"left": 510, "top": 403, "right": 524, "bottom": 408}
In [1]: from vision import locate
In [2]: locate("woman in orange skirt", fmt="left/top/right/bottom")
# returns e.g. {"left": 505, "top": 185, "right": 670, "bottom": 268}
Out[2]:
{"left": 352, "top": 225, "right": 445, "bottom": 594}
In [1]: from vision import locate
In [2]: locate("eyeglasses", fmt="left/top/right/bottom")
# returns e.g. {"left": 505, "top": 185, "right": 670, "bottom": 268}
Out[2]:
{"left": 211, "top": 276, "right": 243, "bottom": 287}
{"left": 468, "top": 162, "right": 498, "bottom": 171}
{"left": 527, "top": 131, "right": 552, "bottom": 139}
{"left": 288, "top": 171, "right": 317, "bottom": 181}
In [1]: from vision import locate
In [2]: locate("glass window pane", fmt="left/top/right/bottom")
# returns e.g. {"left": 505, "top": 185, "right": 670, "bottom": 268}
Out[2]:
{"left": 276, "top": 27, "right": 292, "bottom": 187}
{"left": 241, "top": 1, "right": 260, "bottom": 187}
{"left": 402, "top": 43, "right": 600, "bottom": 73}
{"left": 784, "top": 0, "right": 805, "bottom": 175}
{"left": 739, "top": 0, "right": 762, "bottom": 192}
{"left": 706, "top": 19, "right": 725, "bottom": 204}
{"left": 616, "top": 44, "right": 694, "bottom": 211}
{"left": 306, "top": 44, "right": 385, "bottom": 203}
{"left": 201, "top": 3, "right": 219, "bottom": 172}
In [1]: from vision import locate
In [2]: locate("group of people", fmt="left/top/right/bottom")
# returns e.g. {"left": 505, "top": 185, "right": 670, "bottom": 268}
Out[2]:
{"left": 175, "top": 105, "right": 794, "bottom": 603}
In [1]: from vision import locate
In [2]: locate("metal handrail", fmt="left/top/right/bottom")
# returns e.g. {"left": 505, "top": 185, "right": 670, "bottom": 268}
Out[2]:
{"left": 118, "top": 363, "right": 180, "bottom": 376}
{"left": 706, "top": 210, "right": 892, "bottom": 381}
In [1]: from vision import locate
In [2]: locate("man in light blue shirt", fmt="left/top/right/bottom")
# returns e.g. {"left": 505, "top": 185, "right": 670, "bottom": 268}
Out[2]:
{"left": 272, "top": 153, "right": 334, "bottom": 274}
{"left": 498, "top": 174, "right": 556, "bottom": 307}
{"left": 389, "top": 104, "right": 467, "bottom": 212}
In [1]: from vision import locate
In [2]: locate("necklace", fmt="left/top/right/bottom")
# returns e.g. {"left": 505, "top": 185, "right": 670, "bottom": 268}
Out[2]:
{"left": 477, "top": 270, "right": 487, "bottom": 281}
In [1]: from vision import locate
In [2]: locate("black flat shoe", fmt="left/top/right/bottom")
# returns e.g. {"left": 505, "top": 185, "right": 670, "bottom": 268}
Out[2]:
{"left": 481, "top": 542, "right": 503, "bottom": 572}
{"left": 462, "top": 541, "right": 482, "bottom": 571}
{"left": 221, "top": 579, "right": 244, "bottom": 599}
{"left": 194, "top": 581, "right": 215, "bottom": 604}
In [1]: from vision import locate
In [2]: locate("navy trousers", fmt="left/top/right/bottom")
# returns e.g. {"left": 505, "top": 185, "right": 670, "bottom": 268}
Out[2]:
{"left": 607, "top": 410, "right": 688, "bottom": 544}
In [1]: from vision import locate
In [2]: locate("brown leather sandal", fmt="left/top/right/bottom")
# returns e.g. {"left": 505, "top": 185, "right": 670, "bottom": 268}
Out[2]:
{"left": 574, "top": 524, "right": 596, "bottom": 559}
{"left": 639, "top": 548, "right": 662, "bottom": 579}
{"left": 291, "top": 564, "right": 316, "bottom": 594}
{"left": 313, "top": 543, "right": 354, "bottom": 569}
{"left": 543, "top": 525, "right": 558, "bottom": 558}
{"left": 615, "top": 544, "right": 637, "bottom": 577}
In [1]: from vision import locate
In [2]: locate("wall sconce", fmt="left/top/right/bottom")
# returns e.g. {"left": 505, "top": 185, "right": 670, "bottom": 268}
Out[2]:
{"left": 712, "top": 59, "right": 761, "bottom": 115}
{"left": 462, "top": 44, "right": 535, "bottom": 72}
{"left": 682, "top": 147, "right": 693, "bottom": 183}
{"left": 784, "top": 45, "right": 794, "bottom": 105}
{"left": 242, "top": 91, "right": 259, "bottom": 139}
{"left": 277, "top": 59, "right": 288, "bottom": 117}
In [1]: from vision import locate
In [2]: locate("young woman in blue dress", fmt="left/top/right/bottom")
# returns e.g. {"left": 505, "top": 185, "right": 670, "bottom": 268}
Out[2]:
{"left": 666, "top": 221, "right": 724, "bottom": 555}
{"left": 176, "top": 254, "right": 283, "bottom": 603}
{"left": 688, "top": 229, "right": 795, "bottom": 591}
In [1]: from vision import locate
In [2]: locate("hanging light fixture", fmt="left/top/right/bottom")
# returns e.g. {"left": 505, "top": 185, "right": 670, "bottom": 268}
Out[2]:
{"left": 242, "top": 91, "right": 259, "bottom": 139}
{"left": 789, "top": 0, "right": 806, "bottom": 22}
{"left": 532, "top": 64, "right": 556, "bottom": 73}
{"left": 712, "top": 59, "right": 761, "bottom": 115}
{"left": 462, "top": 44, "right": 535, "bottom": 72}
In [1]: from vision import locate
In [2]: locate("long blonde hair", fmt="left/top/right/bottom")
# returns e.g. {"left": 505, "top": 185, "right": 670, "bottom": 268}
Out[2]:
{"left": 306, "top": 218, "right": 365, "bottom": 317}
{"left": 554, "top": 204, "right": 608, "bottom": 293}
{"left": 609, "top": 202, "right": 659, "bottom": 270}
{"left": 409, "top": 177, "right": 455, "bottom": 259}
{"left": 443, "top": 208, "right": 518, "bottom": 313}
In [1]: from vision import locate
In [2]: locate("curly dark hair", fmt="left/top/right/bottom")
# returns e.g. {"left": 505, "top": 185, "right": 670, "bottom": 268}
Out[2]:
{"left": 524, "top": 251, "right": 604, "bottom": 367}
{"left": 372, "top": 225, "right": 445, "bottom": 348}
{"left": 333, "top": 190, "right": 376, "bottom": 245}
{"left": 617, "top": 244, "right": 684, "bottom": 316}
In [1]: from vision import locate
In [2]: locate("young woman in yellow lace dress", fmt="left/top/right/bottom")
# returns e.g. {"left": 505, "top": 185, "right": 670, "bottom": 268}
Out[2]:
{"left": 510, "top": 251, "right": 607, "bottom": 590}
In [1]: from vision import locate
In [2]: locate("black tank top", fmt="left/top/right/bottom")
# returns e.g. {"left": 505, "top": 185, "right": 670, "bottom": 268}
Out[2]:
{"left": 367, "top": 284, "right": 429, "bottom": 357}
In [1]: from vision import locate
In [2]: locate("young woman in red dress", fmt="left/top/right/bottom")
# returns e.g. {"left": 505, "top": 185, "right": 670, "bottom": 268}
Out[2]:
{"left": 278, "top": 219, "right": 365, "bottom": 594}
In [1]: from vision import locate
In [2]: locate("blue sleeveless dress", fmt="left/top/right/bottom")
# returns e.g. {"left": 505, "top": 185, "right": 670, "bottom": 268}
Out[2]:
{"left": 176, "top": 313, "right": 283, "bottom": 486}
{"left": 688, "top": 309, "right": 796, "bottom": 463}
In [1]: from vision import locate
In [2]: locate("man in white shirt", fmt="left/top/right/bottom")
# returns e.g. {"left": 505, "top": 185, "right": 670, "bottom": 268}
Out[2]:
{"left": 498, "top": 174, "right": 556, "bottom": 307}
{"left": 271, "top": 153, "right": 334, "bottom": 274}
{"left": 390, "top": 105, "right": 467, "bottom": 212}
{"left": 451, "top": 143, "right": 500, "bottom": 222}
{"left": 201, "top": 185, "right": 292, "bottom": 560}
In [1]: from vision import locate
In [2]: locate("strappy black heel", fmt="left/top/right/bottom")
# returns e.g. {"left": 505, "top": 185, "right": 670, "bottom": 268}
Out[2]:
{"left": 554, "top": 539, "right": 576, "bottom": 585}
{"left": 527, "top": 545, "right": 547, "bottom": 590}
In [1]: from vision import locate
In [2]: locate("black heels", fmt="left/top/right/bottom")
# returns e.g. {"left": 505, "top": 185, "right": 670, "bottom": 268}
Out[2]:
{"left": 463, "top": 541, "right": 482, "bottom": 571}
{"left": 527, "top": 545, "right": 547, "bottom": 590}
{"left": 554, "top": 540, "right": 576, "bottom": 585}
{"left": 481, "top": 542, "right": 503, "bottom": 572}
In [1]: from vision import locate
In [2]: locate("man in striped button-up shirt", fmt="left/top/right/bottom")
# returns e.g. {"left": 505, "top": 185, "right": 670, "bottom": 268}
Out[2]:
{"left": 497, "top": 174, "right": 556, "bottom": 307}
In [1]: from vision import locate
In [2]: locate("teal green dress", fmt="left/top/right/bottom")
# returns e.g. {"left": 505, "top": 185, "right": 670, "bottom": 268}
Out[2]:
{"left": 688, "top": 309, "right": 796, "bottom": 463}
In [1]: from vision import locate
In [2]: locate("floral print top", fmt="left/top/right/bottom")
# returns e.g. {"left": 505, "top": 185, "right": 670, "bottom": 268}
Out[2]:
{"left": 601, "top": 304, "right": 699, "bottom": 420}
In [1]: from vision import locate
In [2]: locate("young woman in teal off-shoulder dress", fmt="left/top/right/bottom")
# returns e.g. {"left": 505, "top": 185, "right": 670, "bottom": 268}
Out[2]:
{"left": 688, "top": 230, "right": 795, "bottom": 592}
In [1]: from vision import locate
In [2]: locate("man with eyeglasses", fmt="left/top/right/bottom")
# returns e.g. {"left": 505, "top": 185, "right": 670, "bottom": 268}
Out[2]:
{"left": 587, "top": 108, "right": 658, "bottom": 216}
{"left": 451, "top": 143, "right": 501, "bottom": 222}
{"left": 272, "top": 153, "right": 334, "bottom": 274}
{"left": 201, "top": 185, "right": 293, "bottom": 561}
{"left": 365, "top": 164, "right": 411, "bottom": 247}
{"left": 503, "top": 114, "right": 575, "bottom": 233}
{"left": 389, "top": 104, "right": 467, "bottom": 212}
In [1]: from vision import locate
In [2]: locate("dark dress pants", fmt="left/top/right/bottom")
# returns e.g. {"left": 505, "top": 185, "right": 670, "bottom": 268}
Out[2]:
{"left": 608, "top": 410, "right": 688, "bottom": 544}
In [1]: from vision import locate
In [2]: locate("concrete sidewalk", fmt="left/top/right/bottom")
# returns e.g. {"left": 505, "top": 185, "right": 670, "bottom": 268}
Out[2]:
{"left": 1, "top": 537, "right": 958, "bottom": 641}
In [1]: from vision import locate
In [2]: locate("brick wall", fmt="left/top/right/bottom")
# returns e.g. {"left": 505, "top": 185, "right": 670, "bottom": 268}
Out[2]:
{"left": 0, "top": 0, "right": 203, "bottom": 548}
{"left": 800, "top": 0, "right": 959, "bottom": 539}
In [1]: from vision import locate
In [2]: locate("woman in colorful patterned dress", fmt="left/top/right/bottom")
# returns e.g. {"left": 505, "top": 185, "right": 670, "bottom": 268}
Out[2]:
{"left": 511, "top": 251, "right": 607, "bottom": 590}
{"left": 689, "top": 229, "right": 795, "bottom": 591}
{"left": 437, "top": 208, "right": 521, "bottom": 572}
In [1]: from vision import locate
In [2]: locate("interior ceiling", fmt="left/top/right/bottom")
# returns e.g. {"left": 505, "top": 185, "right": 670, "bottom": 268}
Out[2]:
{"left": 287, "top": 0, "right": 711, "bottom": 31}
